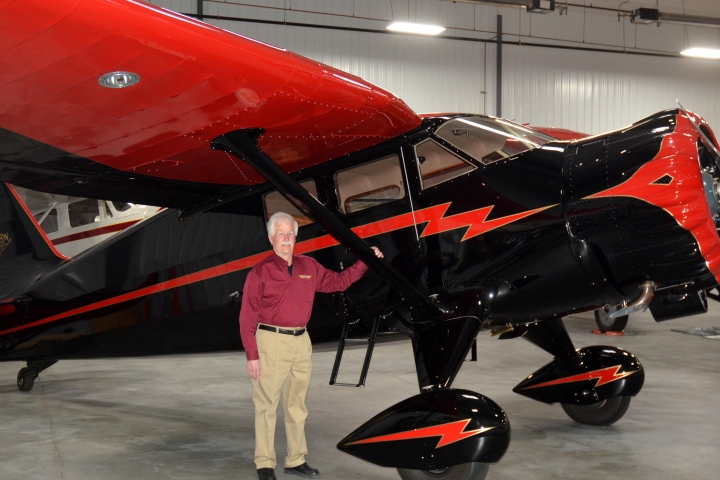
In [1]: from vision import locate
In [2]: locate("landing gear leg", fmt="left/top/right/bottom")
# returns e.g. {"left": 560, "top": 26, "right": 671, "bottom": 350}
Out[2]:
{"left": 17, "top": 359, "right": 57, "bottom": 392}
{"left": 397, "top": 463, "right": 489, "bottom": 480}
{"left": 516, "top": 318, "right": 640, "bottom": 425}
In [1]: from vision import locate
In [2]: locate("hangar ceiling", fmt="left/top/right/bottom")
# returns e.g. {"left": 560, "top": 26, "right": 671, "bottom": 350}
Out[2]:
{"left": 156, "top": 1, "right": 720, "bottom": 57}
{"left": 568, "top": 1, "right": 720, "bottom": 16}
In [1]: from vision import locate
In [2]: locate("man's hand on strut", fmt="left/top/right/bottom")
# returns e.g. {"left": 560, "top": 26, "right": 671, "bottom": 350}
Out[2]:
{"left": 371, "top": 246, "right": 384, "bottom": 259}
{"left": 247, "top": 359, "right": 261, "bottom": 380}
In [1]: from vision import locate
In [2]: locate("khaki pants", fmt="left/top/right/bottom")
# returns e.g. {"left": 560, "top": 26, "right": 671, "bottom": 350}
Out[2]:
{"left": 252, "top": 326, "right": 312, "bottom": 469}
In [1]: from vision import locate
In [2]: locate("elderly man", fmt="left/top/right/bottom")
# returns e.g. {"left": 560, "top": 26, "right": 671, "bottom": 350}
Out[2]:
{"left": 240, "top": 211, "right": 382, "bottom": 480}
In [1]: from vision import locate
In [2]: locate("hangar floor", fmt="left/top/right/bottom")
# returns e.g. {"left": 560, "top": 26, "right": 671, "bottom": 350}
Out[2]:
{"left": 1, "top": 306, "right": 718, "bottom": 480}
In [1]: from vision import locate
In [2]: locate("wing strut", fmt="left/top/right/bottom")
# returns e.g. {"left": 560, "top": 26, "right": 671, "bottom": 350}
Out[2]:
{"left": 212, "top": 129, "right": 452, "bottom": 324}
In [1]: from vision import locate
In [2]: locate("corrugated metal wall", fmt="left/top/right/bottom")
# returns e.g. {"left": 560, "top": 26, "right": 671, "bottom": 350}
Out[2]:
{"left": 502, "top": 43, "right": 720, "bottom": 133}
{"left": 151, "top": 0, "right": 720, "bottom": 134}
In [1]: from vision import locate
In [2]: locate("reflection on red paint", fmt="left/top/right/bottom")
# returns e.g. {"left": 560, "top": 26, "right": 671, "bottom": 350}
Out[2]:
{"left": 586, "top": 113, "right": 720, "bottom": 283}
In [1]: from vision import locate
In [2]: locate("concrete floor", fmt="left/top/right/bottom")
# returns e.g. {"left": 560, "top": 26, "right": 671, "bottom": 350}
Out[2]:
{"left": 1, "top": 307, "right": 719, "bottom": 480}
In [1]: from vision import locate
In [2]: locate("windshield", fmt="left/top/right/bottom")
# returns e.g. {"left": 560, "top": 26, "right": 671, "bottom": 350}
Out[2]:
{"left": 434, "top": 116, "right": 555, "bottom": 165}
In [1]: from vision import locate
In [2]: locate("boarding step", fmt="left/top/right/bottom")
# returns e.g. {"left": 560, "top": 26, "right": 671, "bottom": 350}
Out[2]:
{"left": 329, "top": 313, "right": 382, "bottom": 388}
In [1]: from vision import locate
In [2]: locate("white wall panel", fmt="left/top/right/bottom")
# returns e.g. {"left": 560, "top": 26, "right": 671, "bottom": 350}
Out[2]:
{"left": 501, "top": 44, "right": 720, "bottom": 134}
{"left": 527, "top": 8, "right": 586, "bottom": 44}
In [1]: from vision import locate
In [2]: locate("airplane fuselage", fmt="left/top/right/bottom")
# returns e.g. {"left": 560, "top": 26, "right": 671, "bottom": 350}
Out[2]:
{"left": 0, "top": 110, "right": 717, "bottom": 362}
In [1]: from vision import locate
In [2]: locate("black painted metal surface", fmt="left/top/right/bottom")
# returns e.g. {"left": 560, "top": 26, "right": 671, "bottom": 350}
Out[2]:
{"left": 337, "top": 389, "right": 510, "bottom": 470}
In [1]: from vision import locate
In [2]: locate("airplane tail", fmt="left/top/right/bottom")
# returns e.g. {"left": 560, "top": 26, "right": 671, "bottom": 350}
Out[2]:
{"left": 0, "top": 183, "right": 69, "bottom": 301}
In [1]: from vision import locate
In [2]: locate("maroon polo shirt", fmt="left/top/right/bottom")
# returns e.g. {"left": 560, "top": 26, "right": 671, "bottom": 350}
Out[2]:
{"left": 239, "top": 252, "right": 368, "bottom": 360}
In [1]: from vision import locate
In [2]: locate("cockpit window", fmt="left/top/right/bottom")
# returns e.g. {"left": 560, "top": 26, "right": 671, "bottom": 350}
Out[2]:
{"left": 335, "top": 154, "right": 406, "bottom": 214}
{"left": 415, "top": 139, "right": 476, "bottom": 189}
{"left": 112, "top": 201, "right": 133, "bottom": 212}
{"left": 434, "top": 116, "right": 555, "bottom": 165}
{"left": 264, "top": 180, "right": 318, "bottom": 227}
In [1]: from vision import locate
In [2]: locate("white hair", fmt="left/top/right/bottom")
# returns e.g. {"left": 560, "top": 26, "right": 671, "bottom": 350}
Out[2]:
{"left": 267, "top": 211, "right": 298, "bottom": 236}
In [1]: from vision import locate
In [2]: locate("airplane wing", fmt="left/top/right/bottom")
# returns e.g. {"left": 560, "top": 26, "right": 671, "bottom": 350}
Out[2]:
{"left": 0, "top": 0, "right": 421, "bottom": 208}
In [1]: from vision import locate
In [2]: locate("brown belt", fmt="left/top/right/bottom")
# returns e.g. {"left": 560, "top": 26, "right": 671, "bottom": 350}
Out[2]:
{"left": 258, "top": 324, "right": 306, "bottom": 336}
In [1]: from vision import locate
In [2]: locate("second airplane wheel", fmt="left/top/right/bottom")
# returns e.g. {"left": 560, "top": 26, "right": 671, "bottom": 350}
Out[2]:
{"left": 397, "top": 462, "right": 489, "bottom": 480}
{"left": 594, "top": 306, "right": 628, "bottom": 332}
{"left": 17, "top": 367, "right": 35, "bottom": 392}
{"left": 561, "top": 396, "right": 631, "bottom": 426}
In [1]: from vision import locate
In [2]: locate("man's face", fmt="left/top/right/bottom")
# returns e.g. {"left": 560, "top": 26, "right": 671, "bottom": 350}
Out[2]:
{"left": 268, "top": 218, "right": 296, "bottom": 260}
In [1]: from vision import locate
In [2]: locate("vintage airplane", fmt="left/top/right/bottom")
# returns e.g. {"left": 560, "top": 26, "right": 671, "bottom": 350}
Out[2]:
{"left": 2, "top": 1, "right": 720, "bottom": 479}
{"left": 12, "top": 185, "right": 160, "bottom": 257}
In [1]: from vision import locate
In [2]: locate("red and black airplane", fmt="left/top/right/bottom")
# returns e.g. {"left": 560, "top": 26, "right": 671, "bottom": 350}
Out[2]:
{"left": 2, "top": 1, "right": 720, "bottom": 479}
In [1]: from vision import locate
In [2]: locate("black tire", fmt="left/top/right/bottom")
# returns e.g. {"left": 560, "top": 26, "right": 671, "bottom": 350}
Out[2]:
{"left": 594, "top": 306, "right": 629, "bottom": 332}
{"left": 17, "top": 367, "right": 35, "bottom": 392}
{"left": 397, "top": 463, "right": 489, "bottom": 480}
{"left": 561, "top": 396, "right": 631, "bottom": 426}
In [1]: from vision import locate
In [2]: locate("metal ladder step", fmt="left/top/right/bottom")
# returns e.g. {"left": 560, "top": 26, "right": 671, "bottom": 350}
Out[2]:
{"left": 329, "top": 313, "right": 381, "bottom": 387}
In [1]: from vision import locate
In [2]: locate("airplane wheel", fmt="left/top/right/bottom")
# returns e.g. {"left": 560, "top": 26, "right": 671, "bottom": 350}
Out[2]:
{"left": 561, "top": 396, "right": 631, "bottom": 426}
{"left": 594, "top": 306, "right": 628, "bottom": 332}
{"left": 397, "top": 462, "right": 489, "bottom": 480}
{"left": 17, "top": 367, "right": 35, "bottom": 392}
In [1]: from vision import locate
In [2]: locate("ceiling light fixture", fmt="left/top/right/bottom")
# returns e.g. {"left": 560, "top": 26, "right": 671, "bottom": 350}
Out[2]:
{"left": 632, "top": 8, "right": 720, "bottom": 29}
{"left": 680, "top": 48, "right": 720, "bottom": 59}
{"left": 387, "top": 22, "right": 446, "bottom": 35}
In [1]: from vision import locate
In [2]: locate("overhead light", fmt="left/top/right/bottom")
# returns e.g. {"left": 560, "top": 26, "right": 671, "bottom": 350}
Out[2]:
{"left": 681, "top": 48, "right": 720, "bottom": 59}
{"left": 632, "top": 8, "right": 720, "bottom": 29}
{"left": 387, "top": 22, "right": 445, "bottom": 35}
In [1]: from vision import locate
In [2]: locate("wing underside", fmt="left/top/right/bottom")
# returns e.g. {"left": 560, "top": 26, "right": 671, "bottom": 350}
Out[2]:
{"left": 0, "top": 0, "right": 421, "bottom": 203}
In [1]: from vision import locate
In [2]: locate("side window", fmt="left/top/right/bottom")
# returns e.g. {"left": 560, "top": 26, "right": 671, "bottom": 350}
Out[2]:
{"left": 112, "top": 201, "right": 132, "bottom": 212}
{"left": 263, "top": 180, "right": 318, "bottom": 227}
{"left": 68, "top": 199, "right": 100, "bottom": 228}
{"left": 336, "top": 154, "right": 406, "bottom": 214}
{"left": 415, "top": 139, "right": 476, "bottom": 189}
{"left": 37, "top": 208, "right": 58, "bottom": 234}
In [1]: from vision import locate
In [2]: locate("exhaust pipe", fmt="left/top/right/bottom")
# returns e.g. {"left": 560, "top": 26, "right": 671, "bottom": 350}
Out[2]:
{"left": 610, "top": 281, "right": 657, "bottom": 318}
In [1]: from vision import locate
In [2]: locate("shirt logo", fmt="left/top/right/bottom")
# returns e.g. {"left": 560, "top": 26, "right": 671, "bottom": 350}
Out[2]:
{"left": 299, "top": 275, "right": 311, "bottom": 279}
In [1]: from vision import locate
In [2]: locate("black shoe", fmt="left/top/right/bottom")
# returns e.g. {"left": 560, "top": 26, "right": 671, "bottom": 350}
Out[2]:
{"left": 283, "top": 462, "right": 320, "bottom": 478}
{"left": 257, "top": 468, "right": 277, "bottom": 480}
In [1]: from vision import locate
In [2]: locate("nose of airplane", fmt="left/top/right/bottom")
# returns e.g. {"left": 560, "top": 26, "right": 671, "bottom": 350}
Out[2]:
{"left": 563, "top": 109, "right": 720, "bottom": 305}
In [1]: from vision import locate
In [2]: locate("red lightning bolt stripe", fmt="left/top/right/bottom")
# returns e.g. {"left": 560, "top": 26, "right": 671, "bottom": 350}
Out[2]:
{"left": 344, "top": 419, "right": 495, "bottom": 449}
{"left": 415, "top": 203, "right": 556, "bottom": 241}
{"left": 519, "top": 365, "right": 636, "bottom": 390}
{"left": 0, "top": 201, "right": 552, "bottom": 336}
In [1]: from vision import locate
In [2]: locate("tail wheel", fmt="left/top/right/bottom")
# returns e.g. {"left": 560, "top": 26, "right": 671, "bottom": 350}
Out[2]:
{"left": 17, "top": 367, "right": 35, "bottom": 392}
{"left": 397, "top": 462, "right": 489, "bottom": 480}
{"left": 561, "top": 396, "right": 631, "bottom": 426}
{"left": 594, "top": 306, "right": 629, "bottom": 332}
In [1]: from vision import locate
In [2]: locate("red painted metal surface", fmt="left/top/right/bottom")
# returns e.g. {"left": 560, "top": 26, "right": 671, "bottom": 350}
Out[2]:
{"left": 344, "top": 419, "right": 494, "bottom": 449}
{"left": 518, "top": 365, "right": 636, "bottom": 390}
{"left": 0, "top": 0, "right": 421, "bottom": 186}
{"left": 587, "top": 112, "right": 720, "bottom": 283}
